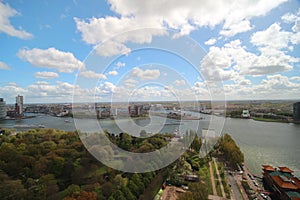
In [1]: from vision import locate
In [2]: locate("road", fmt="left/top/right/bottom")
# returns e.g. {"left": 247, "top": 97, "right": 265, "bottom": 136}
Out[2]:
{"left": 227, "top": 172, "right": 243, "bottom": 200}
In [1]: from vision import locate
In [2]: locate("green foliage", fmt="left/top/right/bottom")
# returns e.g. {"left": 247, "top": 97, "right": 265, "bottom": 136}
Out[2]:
{"left": 218, "top": 134, "right": 244, "bottom": 168}
{"left": 0, "top": 129, "right": 170, "bottom": 199}
{"left": 190, "top": 132, "right": 202, "bottom": 152}
{"left": 179, "top": 181, "right": 209, "bottom": 200}
{"left": 121, "top": 186, "right": 136, "bottom": 200}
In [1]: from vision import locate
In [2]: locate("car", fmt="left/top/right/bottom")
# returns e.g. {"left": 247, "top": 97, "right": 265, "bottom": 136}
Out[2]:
{"left": 260, "top": 193, "right": 268, "bottom": 199}
{"left": 253, "top": 181, "right": 258, "bottom": 187}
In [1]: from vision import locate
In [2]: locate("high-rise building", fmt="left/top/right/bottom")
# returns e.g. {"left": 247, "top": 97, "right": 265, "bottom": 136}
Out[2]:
{"left": 0, "top": 98, "right": 6, "bottom": 119}
{"left": 15, "top": 95, "right": 24, "bottom": 116}
{"left": 293, "top": 102, "right": 300, "bottom": 122}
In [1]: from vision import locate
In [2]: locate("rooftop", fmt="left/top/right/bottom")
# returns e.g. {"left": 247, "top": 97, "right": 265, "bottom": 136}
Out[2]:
{"left": 287, "top": 191, "right": 300, "bottom": 200}
{"left": 269, "top": 171, "right": 293, "bottom": 179}
{"left": 262, "top": 165, "right": 275, "bottom": 172}
{"left": 271, "top": 176, "right": 298, "bottom": 190}
{"left": 279, "top": 166, "right": 294, "bottom": 173}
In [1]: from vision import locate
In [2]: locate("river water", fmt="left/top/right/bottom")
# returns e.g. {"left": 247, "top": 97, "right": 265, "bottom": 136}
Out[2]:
{"left": 0, "top": 113, "right": 299, "bottom": 177}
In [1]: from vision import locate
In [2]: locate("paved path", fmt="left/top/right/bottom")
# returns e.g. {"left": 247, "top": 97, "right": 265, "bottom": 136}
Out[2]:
{"left": 213, "top": 158, "right": 226, "bottom": 198}
{"left": 234, "top": 174, "right": 249, "bottom": 200}
{"left": 209, "top": 160, "right": 218, "bottom": 196}
{"left": 227, "top": 172, "right": 242, "bottom": 200}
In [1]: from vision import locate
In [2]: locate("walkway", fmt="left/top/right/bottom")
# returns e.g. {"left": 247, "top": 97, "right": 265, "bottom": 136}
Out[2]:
{"left": 209, "top": 160, "right": 218, "bottom": 196}
{"left": 213, "top": 157, "right": 226, "bottom": 198}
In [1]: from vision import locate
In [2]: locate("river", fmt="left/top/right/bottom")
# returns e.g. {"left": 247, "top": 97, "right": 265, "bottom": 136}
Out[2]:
{"left": 0, "top": 113, "right": 299, "bottom": 177}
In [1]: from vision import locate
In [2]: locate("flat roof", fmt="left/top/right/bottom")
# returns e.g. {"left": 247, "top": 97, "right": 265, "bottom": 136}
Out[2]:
{"left": 262, "top": 165, "right": 275, "bottom": 171}
{"left": 269, "top": 171, "right": 293, "bottom": 179}
{"left": 271, "top": 176, "right": 298, "bottom": 190}
{"left": 292, "top": 177, "right": 300, "bottom": 188}
{"left": 279, "top": 166, "right": 294, "bottom": 173}
{"left": 287, "top": 191, "right": 300, "bottom": 199}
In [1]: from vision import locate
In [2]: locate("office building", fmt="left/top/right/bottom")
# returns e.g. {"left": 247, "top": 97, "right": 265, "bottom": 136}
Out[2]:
{"left": 293, "top": 102, "right": 300, "bottom": 122}
{"left": 15, "top": 95, "right": 24, "bottom": 116}
{"left": 0, "top": 98, "right": 6, "bottom": 119}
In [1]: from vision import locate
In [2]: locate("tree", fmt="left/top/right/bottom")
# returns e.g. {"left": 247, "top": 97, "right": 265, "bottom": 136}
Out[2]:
{"left": 191, "top": 134, "right": 202, "bottom": 152}
{"left": 179, "top": 181, "right": 208, "bottom": 200}
{"left": 38, "top": 174, "right": 59, "bottom": 198}
{"left": 111, "top": 190, "right": 126, "bottom": 200}
{"left": 127, "top": 180, "right": 140, "bottom": 198}
{"left": 64, "top": 191, "right": 97, "bottom": 200}
{"left": 121, "top": 186, "right": 136, "bottom": 200}
{"left": 102, "top": 182, "right": 114, "bottom": 198}
{"left": 218, "top": 134, "right": 244, "bottom": 168}
{"left": 48, "top": 156, "right": 65, "bottom": 177}
{"left": 0, "top": 171, "right": 26, "bottom": 200}
{"left": 61, "top": 184, "right": 81, "bottom": 199}
{"left": 113, "top": 174, "right": 128, "bottom": 189}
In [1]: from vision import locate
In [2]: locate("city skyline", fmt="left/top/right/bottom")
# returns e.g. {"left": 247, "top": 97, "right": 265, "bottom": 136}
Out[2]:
{"left": 1, "top": 1, "right": 300, "bottom": 104}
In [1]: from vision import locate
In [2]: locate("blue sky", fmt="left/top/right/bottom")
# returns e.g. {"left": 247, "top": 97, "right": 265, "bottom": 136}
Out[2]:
{"left": 0, "top": 0, "right": 300, "bottom": 103}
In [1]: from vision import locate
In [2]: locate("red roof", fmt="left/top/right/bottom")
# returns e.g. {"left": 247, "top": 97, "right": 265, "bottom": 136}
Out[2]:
{"left": 279, "top": 166, "right": 294, "bottom": 173}
{"left": 271, "top": 176, "right": 298, "bottom": 190}
{"left": 262, "top": 165, "right": 275, "bottom": 171}
{"left": 292, "top": 177, "right": 300, "bottom": 188}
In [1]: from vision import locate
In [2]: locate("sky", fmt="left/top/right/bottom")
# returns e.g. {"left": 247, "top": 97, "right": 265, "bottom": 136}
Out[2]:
{"left": 0, "top": 0, "right": 300, "bottom": 104}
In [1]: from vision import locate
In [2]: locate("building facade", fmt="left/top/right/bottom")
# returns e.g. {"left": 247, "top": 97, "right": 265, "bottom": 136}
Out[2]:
{"left": 0, "top": 98, "right": 6, "bottom": 119}
{"left": 294, "top": 102, "right": 300, "bottom": 122}
{"left": 262, "top": 165, "right": 300, "bottom": 200}
{"left": 15, "top": 95, "right": 24, "bottom": 116}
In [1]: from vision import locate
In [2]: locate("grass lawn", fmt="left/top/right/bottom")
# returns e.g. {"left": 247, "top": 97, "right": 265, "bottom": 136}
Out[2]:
{"left": 212, "top": 159, "right": 222, "bottom": 196}
{"left": 96, "top": 166, "right": 107, "bottom": 175}
{"left": 199, "top": 162, "right": 213, "bottom": 195}
{"left": 253, "top": 117, "right": 289, "bottom": 123}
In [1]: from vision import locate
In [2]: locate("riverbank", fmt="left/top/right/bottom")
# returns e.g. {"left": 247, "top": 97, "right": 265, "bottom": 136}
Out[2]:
{"left": 3, "top": 115, "right": 36, "bottom": 120}
{"left": 252, "top": 117, "right": 290, "bottom": 123}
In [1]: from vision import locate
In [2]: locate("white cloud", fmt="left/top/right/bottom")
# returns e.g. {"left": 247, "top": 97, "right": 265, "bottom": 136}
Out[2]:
{"left": 0, "top": 2, "right": 32, "bottom": 39}
{"left": 220, "top": 19, "right": 253, "bottom": 37}
{"left": 204, "top": 38, "right": 217, "bottom": 45}
{"left": 282, "top": 13, "right": 298, "bottom": 23}
{"left": 108, "top": 70, "right": 118, "bottom": 76}
{"left": 108, "top": 0, "right": 286, "bottom": 35}
{"left": 223, "top": 74, "right": 300, "bottom": 100}
{"left": 259, "top": 74, "right": 299, "bottom": 91}
{"left": 201, "top": 38, "right": 298, "bottom": 79}
{"left": 131, "top": 67, "right": 160, "bottom": 80}
{"left": 35, "top": 71, "right": 59, "bottom": 79}
{"left": 281, "top": 9, "right": 300, "bottom": 33}
{"left": 95, "top": 82, "right": 116, "bottom": 95}
{"left": 292, "top": 20, "right": 300, "bottom": 32}
{"left": 94, "top": 40, "right": 131, "bottom": 57}
{"left": 0, "top": 81, "right": 93, "bottom": 103}
{"left": 200, "top": 45, "right": 238, "bottom": 81}
{"left": 116, "top": 61, "right": 125, "bottom": 68}
{"left": 290, "top": 76, "right": 300, "bottom": 81}
{"left": 75, "top": 0, "right": 287, "bottom": 55}
{"left": 124, "top": 79, "right": 138, "bottom": 88}
{"left": 173, "top": 79, "right": 186, "bottom": 86}
{"left": 17, "top": 47, "right": 85, "bottom": 73}
{"left": 80, "top": 70, "right": 107, "bottom": 79}
{"left": 251, "top": 23, "right": 291, "bottom": 50}
{"left": 0, "top": 61, "right": 10, "bottom": 70}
